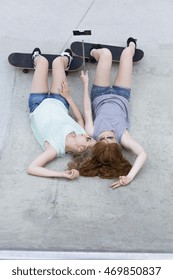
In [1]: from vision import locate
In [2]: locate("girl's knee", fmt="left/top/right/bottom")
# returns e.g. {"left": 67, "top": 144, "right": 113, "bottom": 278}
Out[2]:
{"left": 37, "top": 56, "right": 49, "bottom": 67}
{"left": 122, "top": 46, "right": 134, "bottom": 58}
{"left": 101, "top": 48, "right": 112, "bottom": 58}
{"left": 52, "top": 56, "right": 63, "bottom": 66}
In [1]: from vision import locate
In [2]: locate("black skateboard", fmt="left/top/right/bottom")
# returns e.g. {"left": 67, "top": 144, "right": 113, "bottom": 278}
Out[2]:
{"left": 71, "top": 41, "right": 144, "bottom": 63}
{"left": 8, "top": 52, "right": 83, "bottom": 73}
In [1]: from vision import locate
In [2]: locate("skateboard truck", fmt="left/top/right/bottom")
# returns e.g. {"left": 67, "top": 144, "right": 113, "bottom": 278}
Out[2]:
{"left": 73, "top": 29, "right": 92, "bottom": 72}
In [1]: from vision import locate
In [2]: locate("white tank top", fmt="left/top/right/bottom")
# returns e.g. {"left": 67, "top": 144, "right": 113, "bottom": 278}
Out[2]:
{"left": 29, "top": 98, "right": 86, "bottom": 157}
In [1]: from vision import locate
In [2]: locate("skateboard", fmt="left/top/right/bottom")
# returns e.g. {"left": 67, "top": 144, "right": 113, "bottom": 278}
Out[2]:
{"left": 70, "top": 41, "right": 144, "bottom": 63}
{"left": 8, "top": 52, "right": 83, "bottom": 73}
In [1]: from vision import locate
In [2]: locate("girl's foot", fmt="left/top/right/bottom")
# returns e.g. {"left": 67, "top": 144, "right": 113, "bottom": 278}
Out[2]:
{"left": 31, "top": 47, "right": 41, "bottom": 68}
{"left": 60, "top": 49, "right": 73, "bottom": 70}
{"left": 127, "top": 37, "right": 137, "bottom": 48}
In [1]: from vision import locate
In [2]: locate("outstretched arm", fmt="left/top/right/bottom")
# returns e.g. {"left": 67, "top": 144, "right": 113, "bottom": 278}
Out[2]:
{"left": 110, "top": 130, "right": 147, "bottom": 189}
{"left": 59, "top": 81, "right": 84, "bottom": 128}
{"left": 80, "top": 71, "right": 94, "bottom": 136}
{"left": 27, "top": 142, "right": 79, "bottom": 179}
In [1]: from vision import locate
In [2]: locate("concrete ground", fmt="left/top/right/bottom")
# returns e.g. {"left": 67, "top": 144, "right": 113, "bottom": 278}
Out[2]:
{"left": 0, "top": 0, "right": 173, "bottom": 257}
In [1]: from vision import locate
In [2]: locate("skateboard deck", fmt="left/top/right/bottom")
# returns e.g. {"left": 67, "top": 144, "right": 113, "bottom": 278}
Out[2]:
{"left": 71, "top": 41, "right": 144, "bottom": 63}
{"left": 8, "top": 53, "right": 83, "bottom": 73}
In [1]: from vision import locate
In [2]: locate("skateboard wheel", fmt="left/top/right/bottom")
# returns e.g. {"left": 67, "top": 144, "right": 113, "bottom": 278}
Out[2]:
{"left": 85, "top": 58, "right": 89, "bottom": 62}
{"left": 23, "top": 69, "right": 28, "bottom": 74}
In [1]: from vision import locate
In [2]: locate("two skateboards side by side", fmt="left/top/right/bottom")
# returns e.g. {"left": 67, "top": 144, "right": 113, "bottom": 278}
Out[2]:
{"left": 70, "top": 41, "right": 144, "bottom": 63}
{"left": 8, "top": 53, "right": 83, "bottom": 73}
{"left": 8, "top": 42, "right": 144, "bottom": 73}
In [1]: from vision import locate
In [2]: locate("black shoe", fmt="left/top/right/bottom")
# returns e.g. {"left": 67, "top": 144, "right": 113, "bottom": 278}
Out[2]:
{"left": 31, "top": 47, "right": 41, "bottom": 68}
{"left": 60, "top": 48, "right": 73, "bottom": 70}
{"left": 127, "top": 37, "right": 137, "bottom": 48}
{"left": 89, "top": 44, "right": 102, "bottom": 63}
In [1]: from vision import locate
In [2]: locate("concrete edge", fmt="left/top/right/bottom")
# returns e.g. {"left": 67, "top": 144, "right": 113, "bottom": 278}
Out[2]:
{"left": 0, "top": 250, "right": 173, "bottom": 260}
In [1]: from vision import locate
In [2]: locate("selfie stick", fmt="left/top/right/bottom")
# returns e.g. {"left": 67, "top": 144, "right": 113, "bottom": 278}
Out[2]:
{"left": 73, "top": 30, "right": 92, "bottom": 72}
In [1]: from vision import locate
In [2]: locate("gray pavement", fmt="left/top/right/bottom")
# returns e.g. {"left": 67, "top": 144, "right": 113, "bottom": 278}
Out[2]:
{"left": 0, "top": 0, "right": 173, "bottom": 257}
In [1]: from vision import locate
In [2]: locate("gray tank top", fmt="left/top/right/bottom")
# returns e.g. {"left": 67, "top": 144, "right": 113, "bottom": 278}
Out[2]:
{"left": 92, "top": 94, "right": 130, "bottom": 144}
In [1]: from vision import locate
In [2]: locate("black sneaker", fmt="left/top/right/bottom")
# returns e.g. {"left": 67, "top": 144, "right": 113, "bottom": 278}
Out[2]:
{"left": 60, "top": 48, "right": 73, "bottom": 70}
{"left": 31, "top": 47, "right": 41, "bottom": 68}
{"left": 127, "top": 37, "right": 137, "bottom": 48}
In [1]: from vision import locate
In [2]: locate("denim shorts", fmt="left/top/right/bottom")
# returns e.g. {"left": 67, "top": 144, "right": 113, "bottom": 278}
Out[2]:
{"left": 28, "top": 93, "right": 69, "bottom": 113}
{"left": 91, "top": 85, "right": 131, "bottom": 102}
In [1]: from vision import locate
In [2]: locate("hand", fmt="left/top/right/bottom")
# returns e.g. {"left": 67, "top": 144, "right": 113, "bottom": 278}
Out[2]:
{"left": 58, "top": 81, "right": 71, "bottom": 100}
{"left": 61, "top": 169, "right": 79, "bottom": 180}
{"left": 80, "top": 70, "right": 89, "bottom": 85}
{"left": 110, "top": 175, "right": 132, "bottom": 189}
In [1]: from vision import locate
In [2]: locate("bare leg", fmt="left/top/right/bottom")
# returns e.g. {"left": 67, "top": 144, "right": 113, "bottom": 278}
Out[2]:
{"left": 31, "top": 56, "right": 49, "bottom": 93}
{"left": 91, "top": 48, "right": 112, "bottom": 87}
{"left": 50, "top": 56, "right": 68, "bottom": 93}
{"left": 114, "top": 42, "right": 135, "bottom": 88}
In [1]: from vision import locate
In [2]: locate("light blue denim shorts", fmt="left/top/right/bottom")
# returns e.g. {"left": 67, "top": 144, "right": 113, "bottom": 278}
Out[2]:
{"left": 91, "top": 85, "right": 131, "bottom": 102}
{"left": 28, "top": 93, "right": 69, "bottom": 113}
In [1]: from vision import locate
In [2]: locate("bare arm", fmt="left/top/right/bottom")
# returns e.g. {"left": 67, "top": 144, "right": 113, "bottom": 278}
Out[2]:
{"left": 111, "top": 130, "right": 147, "bottom": 189}
{"left": 80, "top": 71, "right": 94, "bottom": 136}
{"left": 59, "top": 81, "right": 84, "bottom": 127}
{"left": 27, "top": 142, "right": 79, "bottom": 179}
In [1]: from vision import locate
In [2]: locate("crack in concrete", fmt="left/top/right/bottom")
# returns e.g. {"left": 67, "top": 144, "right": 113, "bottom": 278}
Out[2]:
{"left": 0, "top": 69, "right": 17, "bottom": 159}
{"left": 61, "top": 0, "right": 96, "bottom": 52}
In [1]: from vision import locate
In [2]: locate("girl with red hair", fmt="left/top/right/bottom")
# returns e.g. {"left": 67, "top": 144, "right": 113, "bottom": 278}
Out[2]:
{"left": 69, "top": 38, "right": 147, "bottom": 188}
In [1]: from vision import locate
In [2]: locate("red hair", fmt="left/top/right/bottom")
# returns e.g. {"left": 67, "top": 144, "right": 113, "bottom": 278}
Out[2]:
{"left": 68, "top": 142, "right": 132, "bottom": 179}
